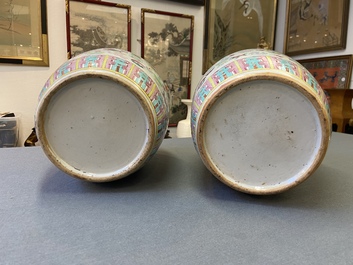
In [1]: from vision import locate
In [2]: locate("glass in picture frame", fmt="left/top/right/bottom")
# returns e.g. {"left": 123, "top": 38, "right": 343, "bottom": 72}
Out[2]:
{"left": 66, "top": 0, "right": 131, "bottom": 58}
{"left": 141, "top": 9, "right": 194, "bottom": 126}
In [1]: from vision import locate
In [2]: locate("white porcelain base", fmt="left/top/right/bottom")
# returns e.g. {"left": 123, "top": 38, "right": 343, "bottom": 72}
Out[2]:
{"left": 42, "top": 76, "right": 152, "bottom": 181}
{"left": 201, "top": 79, "right": 323, "bottom": 194}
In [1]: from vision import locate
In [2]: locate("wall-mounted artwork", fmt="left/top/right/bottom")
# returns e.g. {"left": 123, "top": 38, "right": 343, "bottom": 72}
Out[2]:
{"left": 141, "top": 9, "right": 194, "bottom": 126}
{"left": 203, "top": 0, "right": 278, "bottom": 73}
{"left": 166, "top": 0, "right": 205, "bottom": 5}
{"left": 299, "top": 55, "right": 353, "bottom": 90}
{"left": 0, "top": 0, "right": 49, "bottom": 66}
{"left": 66, "top": 0, "right": 131, "bottom": 58}
{"left": 284, "top": 0, "right": 350, "bottom": 56}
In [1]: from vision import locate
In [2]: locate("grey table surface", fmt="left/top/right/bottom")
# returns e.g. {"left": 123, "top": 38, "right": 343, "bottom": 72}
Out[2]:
{"left": 1, "top": 133, "right": 353, "bottom": 265}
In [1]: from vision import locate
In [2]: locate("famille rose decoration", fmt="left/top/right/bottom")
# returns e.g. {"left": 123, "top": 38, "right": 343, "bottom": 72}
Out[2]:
{"left": 36, "top": 48, "right": 169, "bottom": 182}
{"left": 191, "top": 49, "right": 331, "bottom": 195}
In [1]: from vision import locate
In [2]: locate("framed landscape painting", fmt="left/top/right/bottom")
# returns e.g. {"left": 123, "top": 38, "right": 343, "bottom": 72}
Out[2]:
{"left": 203, "top": 0, "right": 278, "bottom": 73}
{"left": 0, "top": 0, "right": 49, "bottom": 66}
{"left": 284, "top": 0, "right": 350, "bottom": 56}
{"left": 141, "top": 9, "right": 194, "bottom": 126}
{"left": 298, "top": 55, "right": 353, "bottom": 89}
{"left": 66, "top": 0, "right": 131, "bottom": 58}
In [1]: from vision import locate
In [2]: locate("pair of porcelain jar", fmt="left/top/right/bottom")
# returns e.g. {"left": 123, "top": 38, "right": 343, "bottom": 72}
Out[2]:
{"left": 36, "top": 48, "right": 331, "bottom": 195}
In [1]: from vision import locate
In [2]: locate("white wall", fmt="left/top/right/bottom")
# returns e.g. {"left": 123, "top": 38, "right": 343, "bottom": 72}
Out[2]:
{"left": 1, "top": 0, "right": 353, "bottom": 145}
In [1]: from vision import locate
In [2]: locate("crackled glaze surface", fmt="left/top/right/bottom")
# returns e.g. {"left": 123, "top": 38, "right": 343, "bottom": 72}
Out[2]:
{"left": 191, "top": 49, "right": 331, "bottom": 195}
{"left": 36, "top": 48, "right": 169, "bottom": 182}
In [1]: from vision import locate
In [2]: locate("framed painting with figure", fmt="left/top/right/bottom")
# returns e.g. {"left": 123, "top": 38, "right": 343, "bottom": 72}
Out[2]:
{"left": 141, "top": 9, "right": 194, "bottom": 126}
{"left": 284, "top": 0, "right": 350, "bottom": 56}
{"left": 203, "top": 0, "right": 278, "bottom": 73}
{"left": 66, "top": 0, "right": 131, "bottom": 58}
{"left": 298, "top": 55, "right": 353, "bottom": 90}
{"left": 0, "top": 0, "right": 49, "bottom": 66}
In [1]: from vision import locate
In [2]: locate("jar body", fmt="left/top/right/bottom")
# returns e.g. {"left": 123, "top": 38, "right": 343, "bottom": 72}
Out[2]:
{"left": 36, "top": 48, "right": 169, "bottom": 182}
{"left": 191, "top": 49, "right": 331, "bottom": 195}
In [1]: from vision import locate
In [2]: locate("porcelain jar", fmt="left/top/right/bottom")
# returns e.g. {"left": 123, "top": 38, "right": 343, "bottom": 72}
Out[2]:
{"left": 191, "top": 49, "right": 331, "bottom": 195}
{"left": 36, "top": 48, "right": 169, "bottom": 182}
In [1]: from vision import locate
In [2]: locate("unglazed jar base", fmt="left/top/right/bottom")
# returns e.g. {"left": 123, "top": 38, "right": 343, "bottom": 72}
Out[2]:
{"left": 42, "top": 76, "right": 151, "bottom": 181}
{"left": 201, "top": 79, "right": 322, "bottom": 194}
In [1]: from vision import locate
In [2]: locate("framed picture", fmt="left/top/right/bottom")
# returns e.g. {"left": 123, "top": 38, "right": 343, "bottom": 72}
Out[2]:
{"left": 66, "top": 0, "right": 131, "bottom": 58}
{"left": 0, "top": 0, "right": 49, "bottom": 66}
{"left": 141, "top": 9, "right": 194, "bottom": 126}
{"left": 203, "top": 0, "right": 278, "bottom": 73}
{"left": 284, "top": 0, "right": 350, "bottom": 56}
{"left": 298, "top": 55, "right": 353, "bottom": 89}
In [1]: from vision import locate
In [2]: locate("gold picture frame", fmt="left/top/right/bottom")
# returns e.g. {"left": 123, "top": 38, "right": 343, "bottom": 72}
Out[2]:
{"left": 203, "top": 0, "right": 278, "bottom": 73}
{"left": 284, "top": 0, "right": 350, "bottom": 56}
{"left": 0, "top": 0, "right": 49, "bottom": 66}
